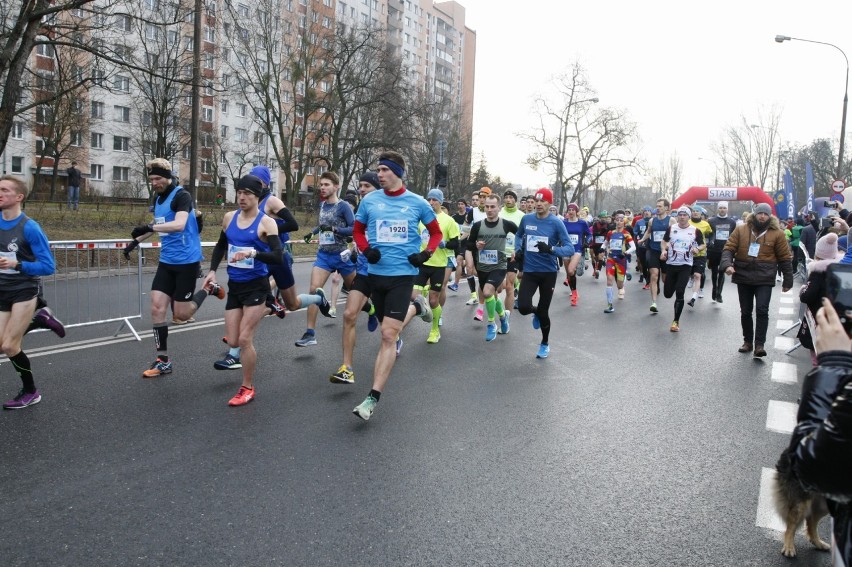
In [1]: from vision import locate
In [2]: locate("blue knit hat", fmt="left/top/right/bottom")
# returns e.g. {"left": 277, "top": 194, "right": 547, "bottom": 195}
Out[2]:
{"left": 249, "top": 165, "right": 271, "bottom": 186}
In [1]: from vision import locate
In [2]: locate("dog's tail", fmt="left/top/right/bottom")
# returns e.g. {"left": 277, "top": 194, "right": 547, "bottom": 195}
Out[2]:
{"left": 773, "top": 446, "right": 811, "bottom": 517}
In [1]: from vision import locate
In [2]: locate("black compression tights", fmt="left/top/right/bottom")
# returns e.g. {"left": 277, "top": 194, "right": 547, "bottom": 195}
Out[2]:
{"left": 517, "top": 271, "right": 557, "bottom": 344}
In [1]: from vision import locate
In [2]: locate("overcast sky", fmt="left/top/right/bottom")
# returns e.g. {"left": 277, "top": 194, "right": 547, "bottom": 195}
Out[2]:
{"left": 460, "top": 0, "right": 852, "bottom": 192}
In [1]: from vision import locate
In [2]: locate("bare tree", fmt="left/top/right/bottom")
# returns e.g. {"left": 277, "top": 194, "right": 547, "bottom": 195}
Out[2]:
{"left": 649, "top": 153, "right": 683, "bottom": 203}
{"left": 712, "top": 108, "right": 783, "bottom": 189}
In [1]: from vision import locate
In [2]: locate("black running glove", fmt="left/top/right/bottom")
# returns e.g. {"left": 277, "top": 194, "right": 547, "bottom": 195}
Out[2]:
{"left": 408, "top": 250, "right": 432, "bottom": 267}
{"left": 363, "top": 246, "right": 382, "bottom": 264}
{"left": 302, "top": 233, "right": 313, "bottom": 243}
{"left": 131, "top": 224, "right": 154, "bottom": 239}
{"left": 535, "top": 241, "right": 553, "bottom": 254}
{"left": 123, "top": 239, "right": 139, "bottom": 259}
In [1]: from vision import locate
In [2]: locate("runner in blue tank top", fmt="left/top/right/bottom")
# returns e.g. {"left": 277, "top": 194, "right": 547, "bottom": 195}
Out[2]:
{"left": 638, "top": 198, "right": 674, "bottom": 314}
{"left": 203, "top": 175, "right": 284, "bottom": 407}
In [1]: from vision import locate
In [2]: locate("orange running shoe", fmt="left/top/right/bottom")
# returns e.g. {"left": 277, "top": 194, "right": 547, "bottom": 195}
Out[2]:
{"left": 228, "top": 385, "right": 255, "bottom": 406}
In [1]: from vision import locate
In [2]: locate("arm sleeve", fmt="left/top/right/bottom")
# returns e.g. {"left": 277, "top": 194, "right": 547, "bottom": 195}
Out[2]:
{"left": 353, "top": 220, "right": 369, "bottom": 252}
{"left": 171, "top": 190, "right": 194, "bottom": 213}
{"left": 552, "top": 218, "right": 575, "bottom": 257}
{"left": 334, "top": 203, "right": 355, "bottom": 237}
{"left": 445, "top": 236, "right": 460, "bottom": 251}
{"left": 466, "top": 222, "right": 481, "bottom": 252}
{"left": 424, "top": 218, "right": 443, "bottom": 252}
{"left": 695, "top": 231, "right": 704, "bottom": 246}
{"left": 209, "top": 230, "right": 228, "bottom": 272}
{"left": 271, "top": 207, "right": 299, "bottom": 233}
{"left": 22, "top": 221, "right": 55, "bottom": 276}
{"left": 254, "top": 234, "right": 283, "bottom": 265}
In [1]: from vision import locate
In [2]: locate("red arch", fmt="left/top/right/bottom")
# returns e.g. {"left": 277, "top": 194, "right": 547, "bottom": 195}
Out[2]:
{"left": 671, "top": 186, "right": 773, "bottom": 210}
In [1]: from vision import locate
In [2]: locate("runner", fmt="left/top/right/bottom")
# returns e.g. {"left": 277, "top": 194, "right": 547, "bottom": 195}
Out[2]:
{"left": 202, "top": 174, "right": 283, "bottom": 405}
{"left": 329, "top": 172, "right": 381, "bottom": 385}
{"left": 561, "top": 202, "right": 592, "bottom": 306}
{"left": 295, "top": 172, "right": 350, "bottom": 347}
{"left": 128, "top": 158, "right": 220, "bottom": 378}
{"left": 350, "top": 151, "right": 442, "bottom": 420}
{"left": 514, "top": 188, "right": 575, "bottom": 359}
{"left": 687, "top": 205, "right": 712, "bottom": 306}
{"left": 499, "top": 189, "right": 524, "bottom": 315}
{"left": 589, "top": 211, "right": 609, "bottom": 279}
{"left": 660, "top": 206, "right": 705, "bottom": 332}
{"left": 603, "top": 211, "right": 636, "bottom": 313}
{"left": 0, "top": 176, "right": 57, "bottom": 409}
{"left": 707, "top": 201, "right": 736, "bottom": 303}
{"left": 468, "top": 194, "right": 516, "bottom": 341}
{"left": 633, "top": 206, "right": 652, "bottom": 287}
{"left": 638, "top": 198, "right": 674, "bottom": 314}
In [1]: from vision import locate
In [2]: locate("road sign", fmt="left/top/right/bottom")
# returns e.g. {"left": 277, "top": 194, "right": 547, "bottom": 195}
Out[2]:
{"left": 832, "top": 179, "right": 845, "bottom": 193}
{"left": 830, "top": 193, "right": 845, "bottom": 204}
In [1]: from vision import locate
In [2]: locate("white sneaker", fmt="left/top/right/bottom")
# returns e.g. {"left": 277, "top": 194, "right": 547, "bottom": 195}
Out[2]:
{"left": 698, "top": 289, "right": 704, "bottom": 298}
{"left": 465, "top": 297, "right": 479, "bottom": 305}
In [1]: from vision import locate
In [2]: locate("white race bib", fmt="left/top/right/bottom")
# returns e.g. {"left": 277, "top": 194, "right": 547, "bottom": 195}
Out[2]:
{"left": 319, "top": 230, "right": 335, "bottom": 245}
{"left": 479, "top": 249, "right": 498, "bottom": 265}
{"left": 154, "top": 216, "right": 166, "bottom": 225}
{"left": 526, "top": 235, "right": 548, "bottom": 252}
{"left": 568, "top": 234, "right": 579, "bottom": 245}
{"left": 594, "top": 235, "right": 605, "bottom": 244}
{"left": 715, "top": 229, "right": 729, "bottom": 241}
{"left": 652, "top": 230, "right": 665, "bottom": 242}
{"left": 0, "top": 251, "right": 16, "bottom": 274}
{"left": 227, "top": 245, "right": 255, "bottom": 269}
{"left": 376, "top": 219, "right": 407, "bottom": 243}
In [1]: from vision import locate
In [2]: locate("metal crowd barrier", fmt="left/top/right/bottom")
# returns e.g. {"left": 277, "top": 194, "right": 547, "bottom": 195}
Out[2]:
{"left": 43, "top": 239, "right": 157, "bottom": 340}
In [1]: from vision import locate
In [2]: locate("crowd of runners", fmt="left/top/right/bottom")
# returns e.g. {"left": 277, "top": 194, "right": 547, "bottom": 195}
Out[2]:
{"left": 1, "top": 154, "right": 779, "bottom": 420}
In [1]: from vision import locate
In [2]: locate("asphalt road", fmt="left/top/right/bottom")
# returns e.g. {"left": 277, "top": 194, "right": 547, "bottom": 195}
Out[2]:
{"left": 0, "top": 261, "right": 830, "bottom": 566}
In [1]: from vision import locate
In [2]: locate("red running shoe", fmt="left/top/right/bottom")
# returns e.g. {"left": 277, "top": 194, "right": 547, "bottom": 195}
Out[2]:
{"left": 228, "top": 385, "right": 255, "bottom": 406}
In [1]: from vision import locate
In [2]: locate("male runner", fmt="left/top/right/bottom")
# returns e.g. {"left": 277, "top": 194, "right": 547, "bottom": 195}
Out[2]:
{"left": 562, "top": 202, "right": 592, "bottom": 306}
{"left": 638, "top": 198, "right": 674, "bottom": 314}
{"left": 707, "top": 201, "right": 736, "bottom": 303}
{"left": 688, "top": 205, "right": 712, "bottom": 306}
{"left": 660, "top": 206, "right": 704, "bottom": 332}
{"left": 499, "top": 189, "right": 524, "bottom": 315}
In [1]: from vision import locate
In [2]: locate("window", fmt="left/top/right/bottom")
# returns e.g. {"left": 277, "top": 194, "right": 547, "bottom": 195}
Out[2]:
{"left": 113, "top": 136, "right": 130, "bottom": 151}
{"left": 221, "top": 74, "right": 231, "bottom": 88}
{"left": 114, "top": 105, "right": 130, "bottom": 122}
{"left": 253, "top": 131, "right": 266, "bottom": 145}
{"left": 237, "top": 3, "right": 249, "bottom": 17}
{"left": 113, "top": 166, "right": 130, "bottom": 181}
{"left": 142, "top": 111, "right": 153, "bottom": 126}
{"left": 201, "top": 159, "right": 213, "bottom": 174}
{"left": 220, "top": 48, "right": 230, "bottom": 64}
{"left": 92, "top": 69, "right": 105, "bottom": 86}
{"left": 145, "top": 24, "right": 159, "bottom": 40}
{"left": 167, "top": 30, "right": 178, "bottom": 46}
{"left": 220, "top": 125, "right": 228, "bottom": 138}
{"left": 236, "top": 103, "right": 247, "bottom": 117}
{"left": 113, "top": 75, "right": 130, "bottom": 92}
{"left": 203, "top": 53, "right": 214, "bottom": 69}
{"left": 185, "top": 36, "right": 194, "bottom": 51}
{"left": 182, "top": 145, "right": 191, "bottom": 159}
{"left": 202, "top": 106, "right": 213, "bottom": 122}
{"left": 202, "top": 133, "right": 212, "bottom": 148}
{"left": 36, "top": 43, "right": 55, "bottom": 58}
{"left": 221, "top": 99, "right": 229, "bottom": 113}
{"left": 70, "top": 131, "right": 82, "bottom": 146}
{"left": 117, "top": 15, "right": 132, "bottom": 32}
{"left": 204, "top": 81, "right": 213, "bottom": 96}
{"left": 143, "top": 140, "right": 156, "bottom": 156}
{"left": 11, "top": 157, "right": 23, "bottom": 174}
{"left": 220, "top": 150, "right": 227, "bottom": 164}
{"left": 234, "top": 128, "right": 247, "bottom": 142}
{"left": 90, "top": 164, "right": 103, "bottom": 180}
{"left": 91, "top": 132, "right": 103, "bottom": 149}
{"left": 35, "top": 105, "right": 52, "bottom": 124}
{"left": 11, "top": 122, "right": 23, "bottom": 139}
{"left": 322, "top": 16, "right": 331, "bottom": 28}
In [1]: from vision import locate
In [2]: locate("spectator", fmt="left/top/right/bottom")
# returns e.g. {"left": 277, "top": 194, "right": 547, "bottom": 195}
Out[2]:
{"left": 66, "top": 161, "right": 81, "bottom": 211}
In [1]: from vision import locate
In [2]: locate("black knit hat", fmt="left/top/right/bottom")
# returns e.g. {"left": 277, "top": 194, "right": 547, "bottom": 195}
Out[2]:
{"left": 237, "top": 174, "right": 264, "bottom": 197}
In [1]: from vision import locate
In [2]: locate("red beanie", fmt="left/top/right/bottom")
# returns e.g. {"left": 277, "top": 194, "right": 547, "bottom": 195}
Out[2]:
{"left": 535, "top": 188, "right": 553, "bottom": 204}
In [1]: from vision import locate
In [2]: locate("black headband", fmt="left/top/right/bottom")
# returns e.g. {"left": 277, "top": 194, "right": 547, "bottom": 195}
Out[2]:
{"left": 148, "top": 167, "right": 172, "bottom": 179}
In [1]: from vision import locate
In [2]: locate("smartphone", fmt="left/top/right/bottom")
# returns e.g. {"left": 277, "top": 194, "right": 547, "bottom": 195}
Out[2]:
{"left": 826, "top": 263, "right": 852, "bottom": 333}
{"left": 821, "top": 217, "right": 834, "bottom": 230}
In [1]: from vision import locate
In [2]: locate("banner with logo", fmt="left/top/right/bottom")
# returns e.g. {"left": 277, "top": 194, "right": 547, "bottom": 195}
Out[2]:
{"left": 773, "top": 190, "right": 787, "bottom": 218}
{"left": 806, "top": 161, "right": 815, "bottom": 214}
{"left": 783, "top": 168, "right": 796, "bottom": 219}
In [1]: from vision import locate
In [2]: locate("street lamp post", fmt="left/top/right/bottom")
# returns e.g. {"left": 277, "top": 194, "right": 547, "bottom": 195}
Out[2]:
{"left": 775, "top": 34, "right": 849, "bottom": 182}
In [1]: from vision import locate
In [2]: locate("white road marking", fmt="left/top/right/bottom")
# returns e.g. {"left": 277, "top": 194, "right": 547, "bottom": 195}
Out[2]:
{"left": 766, "top": 400, "right": 799, "bottom": 434}
{"left": 774, "top": 336, "right": 797, "bottom": 350}
{"left": 776, "top": 320, "right": 794, "bottom": 329}
{"left": 756, "top": 467, "right": 786, "bottom": 532}
{"left": 779, "top": 307, "right": 795, "bottom": 315}
{"left": 780, "top": 297, "right": 795, "bottom": 304}
{"left": 771, "top": 361, "right": 799, "bottom": 384}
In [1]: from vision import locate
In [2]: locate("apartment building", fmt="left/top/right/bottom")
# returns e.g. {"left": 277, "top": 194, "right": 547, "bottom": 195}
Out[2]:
{"left": 2, "top": 0, "right": 475, "bottom": 204}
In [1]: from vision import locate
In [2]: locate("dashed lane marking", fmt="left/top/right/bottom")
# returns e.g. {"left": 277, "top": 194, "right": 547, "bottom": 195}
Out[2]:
{"left": 776, "top": 319, "right": 794, "bottom": 329}
{"left": 766, "top": 400, "right": 798, "bottom": 434}
{"left": 778, "top": 307, "right": 796, "bottom": 315}
{"left": 770, "top": 361, "right": 799, "bottom": 384}
{"left": 756, "top": 467, "right": 786, "bottom": 532}
{"left": 774, "top": 336, "right": 796, "bottom": 351}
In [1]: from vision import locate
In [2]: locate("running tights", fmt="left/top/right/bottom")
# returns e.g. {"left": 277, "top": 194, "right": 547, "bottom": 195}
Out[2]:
{"left": 663, "top": 265, "right": 692, "bottom": 322}
{"left": 517, "top": 271, "right": 557, "bottom": 344}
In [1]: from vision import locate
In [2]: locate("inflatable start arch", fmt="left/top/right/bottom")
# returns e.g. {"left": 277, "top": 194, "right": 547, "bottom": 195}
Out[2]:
{"left": 671, "top": 186, "right": 774, "bottom": 210}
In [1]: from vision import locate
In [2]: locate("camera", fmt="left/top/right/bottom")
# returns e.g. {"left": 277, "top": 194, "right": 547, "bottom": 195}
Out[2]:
{"left": 826, "top": 264, "right": 852, "bottom": 333}
{"left": 821, "top": 217, "right": 834, "bottom": 230}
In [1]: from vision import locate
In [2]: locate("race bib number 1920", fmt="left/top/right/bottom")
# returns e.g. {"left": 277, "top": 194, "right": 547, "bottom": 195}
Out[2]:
{"left": 376, "top": 220, "right": 408, "bottom": 243}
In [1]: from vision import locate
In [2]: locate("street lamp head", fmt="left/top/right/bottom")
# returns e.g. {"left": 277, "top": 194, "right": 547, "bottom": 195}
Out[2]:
{"left": 590, "top": 97, "right": 600, "bottom": 103}
{"left": 775, "top": 35, "right": 791, "bottom": 43}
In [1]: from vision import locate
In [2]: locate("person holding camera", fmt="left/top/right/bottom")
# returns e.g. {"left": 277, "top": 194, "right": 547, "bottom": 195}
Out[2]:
{"left": 719, "top": 203, "right": 793, "bottom": 357}
{"left": 786, "top": 297, "right": 852, "bottom": 566}
{"left": 797, "top": 233, "right": 845, "bottom": 359}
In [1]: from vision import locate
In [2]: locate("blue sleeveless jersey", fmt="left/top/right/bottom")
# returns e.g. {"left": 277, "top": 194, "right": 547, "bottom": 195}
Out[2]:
{"left": 154, "top": 186, "right": 202, "bottom": 264}
{"left": 225, "top": 212, "right": 270, "bottom": 282}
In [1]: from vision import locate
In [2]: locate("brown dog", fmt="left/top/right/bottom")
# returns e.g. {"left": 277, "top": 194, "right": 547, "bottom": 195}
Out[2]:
{"left": 773, "top": 446, "right": 831, "bottom": 557}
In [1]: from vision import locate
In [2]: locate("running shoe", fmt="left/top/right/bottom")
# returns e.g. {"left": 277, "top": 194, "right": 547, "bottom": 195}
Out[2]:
{"left": 650, "top": 302, "right": 658, "bottom": 313}
{"left": 367, "top": 313, "right": 379, "bottom": 332}
{"left": 448, "top": 283, "right": 459, "bottom": 292}
{"left": 295, "top": 331, "right": 317, "bottom": 347}
{"left": 593, "top": 271, "right": 599, "bottom": 280}
{"left": 205, "top": 282, "right": 225, "bottom": 300}
{"left": 172, "top": 317, "right": 195, "bottom": 325}
{"left": 413, "top": 295, "right": 433, "bottom": 323}
{"left": 474, "top": 306, "right": 484, "bottom": 321}
{"left": 499, "top": 311, "right": 510, "bottom": 335}
{"left": 532, "top": 313, "right": 540, "bottom": 329}
{"left": 353, "top": 395, "right": 378, "bottom": 421}
{"left": 626, "top": 272, "right": 632, "bottom": 281}
{"left": 3, "top": 389, "right": 41, "bottom": 410}
{"left": 465, "top": 296, "right": 479, "bottom": 306}
{"left": 604, "top": 304, "right": 614, "bottom": 313}
{"left": 228, "top": 385, "right": 255, "bottom": 406}
{"left": 698, "top": 289, "right": 704, "bottom": 298}
{"left": 536, "top": 344, "right": 550, "bottom": 359}
{"left": 642, "top": 284, "right": 650, "bottom": 290}
{"left": 670, "top": 321, "right": 680, "bottom": 332}
{"left": 514, "top": 298, "right": 519, "bottom": 310}
{"left": 427, "top": 329, "right": 441, "bottom": 344}
{"left": 328, "top": 306, "right": 337, "bottom": 318}
{"left": 618, "top": 288, "right": 625, "bottom": 300}
{"left": 570, "top": 290, "right": 578, "bottom": 307}
{"left": 142, "top": 358, "right": 173, "bottom": 378}
{"left": 563, "top": 278, "right": 570, "bottom": 287}
{"left": 395, "top": 337, "right": 404, "bottom": 357}
{"left": 687, "top": 298, "right": 696, "bottom": 307}
{"left": 330, "top": 364, "right": 355, "bottom": 384}
{"left": 486, "top": 322, "right": 497, "bottom": 342}
{"left": 267, "top": 299, "right": 287, "bottom": 319}
{"left": 214, "top": 355, "right": 242, "bottom": 370}
{"left": 32, "top": 307, "right": 66, "bottom": 338}
{"left": 316, "top": 288, "right": 332, "bottom": 317}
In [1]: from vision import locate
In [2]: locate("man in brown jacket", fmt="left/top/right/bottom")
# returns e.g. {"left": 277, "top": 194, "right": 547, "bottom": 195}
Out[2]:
{"left": 719, "top": 202, "right": 793, "bottom": 357}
